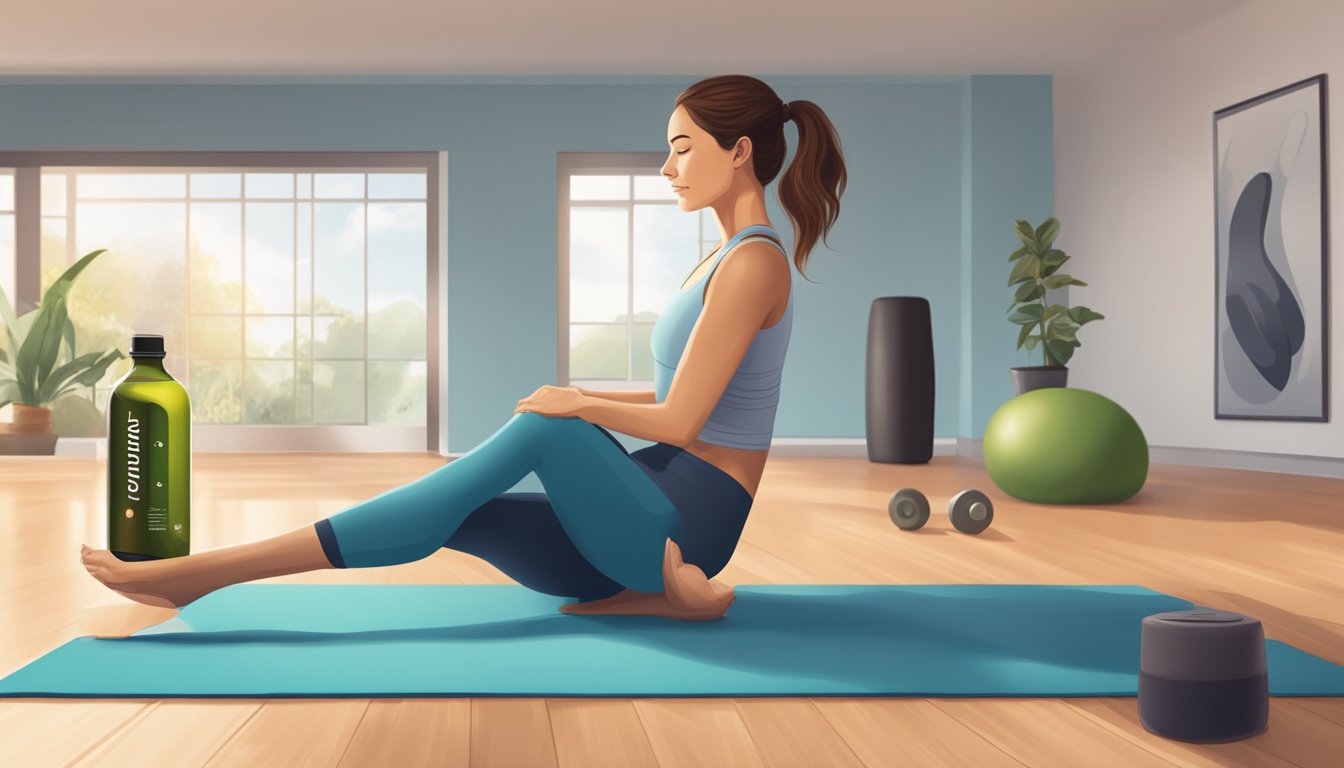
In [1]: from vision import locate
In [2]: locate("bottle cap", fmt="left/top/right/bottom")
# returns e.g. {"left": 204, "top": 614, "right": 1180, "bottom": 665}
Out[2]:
{"left": 130, "top": 334, "right": 166, "bottom": 357}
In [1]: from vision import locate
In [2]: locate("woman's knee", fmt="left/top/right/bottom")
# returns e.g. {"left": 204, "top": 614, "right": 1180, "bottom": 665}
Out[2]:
{"left": 508, "top": 411, "right": 592, "bottom": 450}
{"left": 511, "top": 411, "right": 583, "bottom": 434}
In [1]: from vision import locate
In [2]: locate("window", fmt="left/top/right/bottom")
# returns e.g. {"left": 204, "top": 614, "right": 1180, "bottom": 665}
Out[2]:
{"left": 0, "top": 170, "right": 12, "bottom": 307}
{"left": 0, "top": 152, "right": 439, "bottom": 451}
{"left": 558, "top": 153, "right": 717, "bottom": 391}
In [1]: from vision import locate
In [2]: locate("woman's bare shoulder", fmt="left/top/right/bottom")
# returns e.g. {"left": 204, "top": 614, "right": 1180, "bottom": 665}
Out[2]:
{"left": 706, "top": 240, "right": 790, "bottom": 298}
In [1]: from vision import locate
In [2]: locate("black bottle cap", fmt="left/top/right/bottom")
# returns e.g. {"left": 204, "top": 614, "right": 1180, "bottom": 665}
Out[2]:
{"left": 130, "top": 334, "right": 166, "bottom": 357}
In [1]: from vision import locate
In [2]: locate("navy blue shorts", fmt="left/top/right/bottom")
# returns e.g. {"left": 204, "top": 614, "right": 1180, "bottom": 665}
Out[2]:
{"left": 441, "top": 425, "right": 754, "bottom": 602}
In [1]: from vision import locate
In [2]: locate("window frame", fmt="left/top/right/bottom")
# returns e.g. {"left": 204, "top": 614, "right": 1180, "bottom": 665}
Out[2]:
{"left": 558, "top": 152, "right": 710, "bottom": 392}
{"left": 0, "top": 151, "right": 441, "bottom": 452}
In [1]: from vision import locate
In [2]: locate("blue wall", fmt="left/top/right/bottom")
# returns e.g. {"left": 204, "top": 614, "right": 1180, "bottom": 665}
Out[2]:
{"left": 0, "top": 76, "right": 1051, "bottom": 468}
{"left": 964, "top": 76, "right": 1056, "bottom": 437}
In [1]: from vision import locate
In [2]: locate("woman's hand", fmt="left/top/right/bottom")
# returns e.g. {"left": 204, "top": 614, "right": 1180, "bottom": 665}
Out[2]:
{"left": 515, "top": 385, "right": 586, "bottom": 418}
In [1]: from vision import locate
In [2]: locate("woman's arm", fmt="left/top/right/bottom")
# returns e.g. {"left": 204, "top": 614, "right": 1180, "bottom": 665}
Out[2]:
{"left": 576, "top": 398, "right": 686, "bottom": 446}
{"left": 575, "top": 387, "right": 657, "bottom": 404}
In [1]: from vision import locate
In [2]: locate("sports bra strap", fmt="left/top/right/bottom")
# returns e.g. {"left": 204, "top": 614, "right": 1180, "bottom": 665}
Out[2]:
{"left": 725, "top": 226, "right": 786, "bottom": 256}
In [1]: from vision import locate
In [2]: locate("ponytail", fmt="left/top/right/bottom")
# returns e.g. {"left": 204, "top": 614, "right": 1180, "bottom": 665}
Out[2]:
{"left": 777, "top": 99, "right": 847, "bottom": 282}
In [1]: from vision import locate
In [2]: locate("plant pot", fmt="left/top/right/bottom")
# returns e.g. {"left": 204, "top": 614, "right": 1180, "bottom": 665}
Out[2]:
{"left": 1011, "top": 365, "right": 1068, "bottom": 396}
{"left": 0, "top": 431, "right": 59, "bottom": 455}
{"left": 3, "top": 403, "right": 53, "bottom": 433}
{"left": 0, "top": 404, "right": 58, "bottom": 455}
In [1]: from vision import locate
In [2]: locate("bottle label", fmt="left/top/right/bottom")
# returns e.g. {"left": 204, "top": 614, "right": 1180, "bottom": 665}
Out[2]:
{"left": 110, "top": 398, "right": 175, "bottom": 551}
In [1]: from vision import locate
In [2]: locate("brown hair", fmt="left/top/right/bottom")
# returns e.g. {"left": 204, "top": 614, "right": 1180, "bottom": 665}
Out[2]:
{"left": 675, "top": 74, "right": 847, "bottom": 281}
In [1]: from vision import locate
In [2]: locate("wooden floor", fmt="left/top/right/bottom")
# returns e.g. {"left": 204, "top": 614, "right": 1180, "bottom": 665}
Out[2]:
{"left": 2, "top": 452, "right": 1342, "bottom": 767}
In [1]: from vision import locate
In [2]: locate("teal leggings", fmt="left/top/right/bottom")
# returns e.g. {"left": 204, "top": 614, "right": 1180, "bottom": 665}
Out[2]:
{"left": 315, "top": 412, "right": 688, "bottom": 593}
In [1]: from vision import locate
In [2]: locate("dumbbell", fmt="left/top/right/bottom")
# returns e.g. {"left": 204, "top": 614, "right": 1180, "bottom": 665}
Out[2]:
{"left": 887, "top": 488, "right": 994, "bottom": 534}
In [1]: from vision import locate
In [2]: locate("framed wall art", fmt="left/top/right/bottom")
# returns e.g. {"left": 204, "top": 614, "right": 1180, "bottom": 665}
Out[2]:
{"left": 1214, "top": 74, "right": 1330, "bottom": 421}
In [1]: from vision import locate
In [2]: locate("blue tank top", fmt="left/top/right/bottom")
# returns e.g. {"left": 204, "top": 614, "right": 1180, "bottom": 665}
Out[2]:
{"left": 649, "top": 224, "right": 793, "bottom": 450}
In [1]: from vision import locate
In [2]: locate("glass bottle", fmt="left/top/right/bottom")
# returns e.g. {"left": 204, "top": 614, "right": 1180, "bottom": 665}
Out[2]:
{"left": 107, "top": 334, "right": 191, "bottom": 560}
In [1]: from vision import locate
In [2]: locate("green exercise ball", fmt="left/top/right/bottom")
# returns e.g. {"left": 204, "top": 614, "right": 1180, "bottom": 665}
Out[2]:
{"left": 983, "top": 387, "right": 1148, "bottom": 504}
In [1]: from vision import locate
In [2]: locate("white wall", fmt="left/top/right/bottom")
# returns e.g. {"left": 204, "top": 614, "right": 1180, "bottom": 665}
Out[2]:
{"left": 1055, "top": 0, "right": 1342, "bottom": 458}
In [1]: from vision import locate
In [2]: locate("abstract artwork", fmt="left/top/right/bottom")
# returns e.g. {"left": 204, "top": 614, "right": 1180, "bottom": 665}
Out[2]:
{"left": 1214, "top": 74, "right": 1330, "bottom": 421}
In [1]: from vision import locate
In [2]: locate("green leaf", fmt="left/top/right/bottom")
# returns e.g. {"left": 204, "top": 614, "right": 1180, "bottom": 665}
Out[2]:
{"left": 63, "top": 319, "right": 77, "bottom": 363}
{"left": 1035, "top": 217, "right": 1061, "bottom": 250}
{"left": 1040, "top": 248, "right": 1069, "bottom": 268}
{"left": 0, "top": 280, "right": 22, "bottom": 366}
{"left": 1013, "top": 281, "right": 1044, "bottom": 305}
{"left": 1007, "top": 254, "right": 1039, "bottom": 286}
{"left": 42, "top": 349, "right": 123, "bottom": 405}
{"left": 1051, "top": 313, "right": 1078, "bottom": 329}
{"left": 1044, "top": 274, "right": 1088, "bottom": 290}
{"left": 37, "top": 350, "right": 111, "bottom": 405}
{"left": 1008, "top": 246, "right": 1031, "bottom": 262}
{"left": 1013, "top": 219, "right": 1037, "bottom": 249}
{"left": 1016, "top": 324, "right": 1033, "bottom": 350}
{"left": 1068, "top": 306, "right": 1105, "bottom": 324}
{"left": 14, "top": 249, "right": 108, "bottom": 401}
{"left": 1043, "top": 304, "right": 1068, "bottom": 321}
{"left": 1045, "top": 339, "right": 1075, "bottom": 365}
{"left": 1007, "top": 304, "right": 1044, "bottom": 324}
{"left": 1024, "top": 335, "right": 1041, "bottom": 351}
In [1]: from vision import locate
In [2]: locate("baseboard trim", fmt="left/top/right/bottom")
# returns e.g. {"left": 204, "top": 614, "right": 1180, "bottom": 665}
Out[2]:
{"left": 53, "top": 437, "right": 107, "bottom": 459}
{"left": 1142, "top": 444, "right": 1344, "bottom": 479}
{"left": 41, "top": 436, "right": 1344, "bottom": 480}
{"left": 762, "top": 437, "right": 961, "bottom": 458}
{"left": 952, "top": 437, "right": 1344, "bottom": 479}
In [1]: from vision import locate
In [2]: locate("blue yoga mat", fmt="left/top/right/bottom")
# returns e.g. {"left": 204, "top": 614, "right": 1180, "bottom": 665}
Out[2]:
{"left": 3, "top": 584, "right": 1343, "bottom": 698}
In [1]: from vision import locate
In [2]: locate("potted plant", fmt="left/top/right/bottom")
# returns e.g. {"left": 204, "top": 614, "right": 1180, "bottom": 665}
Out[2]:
{"left": 1006, "top": 217, "right": 1104, "bottom": 395}
{"left": 1, "top": 249, "right": 126, "bottom": 455}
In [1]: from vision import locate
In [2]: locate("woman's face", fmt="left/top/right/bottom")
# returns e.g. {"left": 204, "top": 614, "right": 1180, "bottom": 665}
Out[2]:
{"left": 661, "top": 104, "right": 743, "bottom": 211}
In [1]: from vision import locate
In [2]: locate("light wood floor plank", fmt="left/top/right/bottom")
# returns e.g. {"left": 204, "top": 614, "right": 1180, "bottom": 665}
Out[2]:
{"left": 732, "top": 698, "right": 867, "bottom": 767}
{"left": 337, "top": 699, "right": 471, "bottom": 767}
{"left": 927, "top": 698, "right": 1188, "bottom": 767}
{"left": 200, "top": 699, "right": 369, "bottom": 768}
{"left": 0, "top": 699, "right": 149, "bottom": 768}
{"left": 810, "top": 698, "right": 1025, "bottom": 767}
{"left": 547, "top": 698, "right": 660, "bottom": 768}
{"left": 470, "top": 699, "right": 558, "bottom": 768}
{"left": 632, "top": 698, "right": 766, "bottom": 768}
{"left": 1279, "top": 696, "right": 1344, "bottom": 728}
{"left": 70, "top": 700, "right": 264, "bottom": 768}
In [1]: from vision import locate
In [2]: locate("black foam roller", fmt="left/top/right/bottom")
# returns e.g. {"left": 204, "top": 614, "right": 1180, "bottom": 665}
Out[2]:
{"left": 865, "top": 297, "right": 934, "bottom": 463}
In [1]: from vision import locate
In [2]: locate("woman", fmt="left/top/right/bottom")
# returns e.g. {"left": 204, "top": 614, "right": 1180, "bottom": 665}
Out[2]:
{"left": 81, "top": 74, "right": 847, "bottom": 621}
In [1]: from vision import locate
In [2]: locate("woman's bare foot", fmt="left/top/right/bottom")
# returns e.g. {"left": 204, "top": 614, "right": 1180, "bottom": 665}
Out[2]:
{"left": 559, "top": 539, "right": 735, "bottom": 621}
{"left": 80, "top": 528, "right": 332, "bottom": 609}
{"left": 80, "top": 544, "right": 214, "bottom": 609}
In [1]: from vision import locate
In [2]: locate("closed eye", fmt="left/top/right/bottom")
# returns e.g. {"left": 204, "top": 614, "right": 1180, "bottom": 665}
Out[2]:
{"left": 676, "top": 149, "right": 688, "bottom": 155}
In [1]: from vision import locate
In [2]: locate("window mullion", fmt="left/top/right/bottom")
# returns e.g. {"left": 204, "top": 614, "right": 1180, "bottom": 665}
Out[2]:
{"left": 363, "top": 172, "right": 369, "bottom": 425}
{"left": 293, "top": 188, "right": 298, "bottom": 423}
{"left": 627, "top": 176, "right": 634, "bottom": 384}
{"left": 183, "top": 197, "right": 190, "bottom": 387}
{"left": 241, "top": 190, "right": 247, "bottom": 424}
{"left": 13, "top": 167, "right": 40, "bottom": 315}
